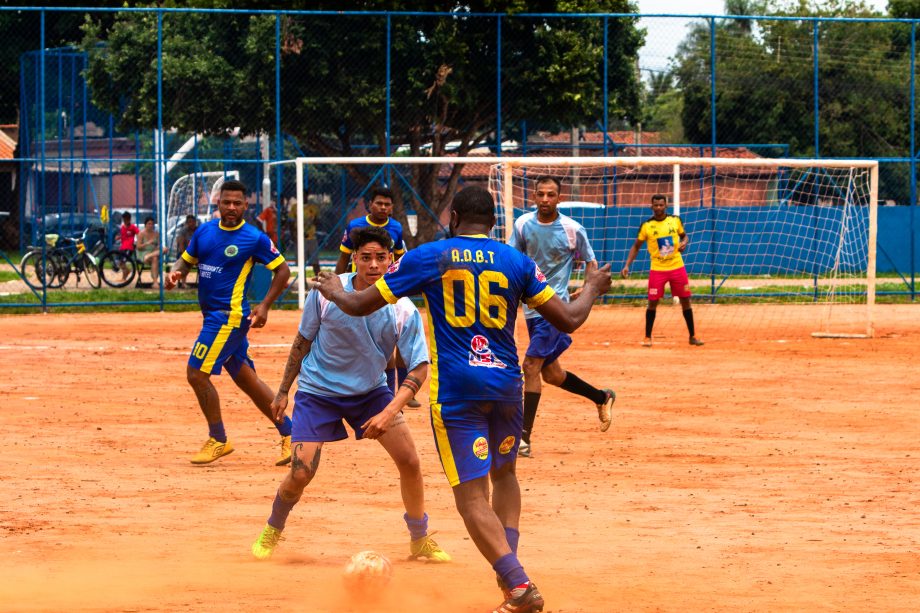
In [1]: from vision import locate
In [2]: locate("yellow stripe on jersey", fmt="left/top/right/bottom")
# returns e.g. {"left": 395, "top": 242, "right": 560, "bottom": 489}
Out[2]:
{"left": 228, "top": 257, "right": 254, "bottom": 327}
{"left": 201, "top": 324, "right": 233, "bottom": 374}
{"left": 422, "top": 294, "right": 440, "bottom": 404}
{"left": 339, "top": 244, "right": 353, "bottom": 254}
{"left": 181, "top": 251, "right": 198, "bottom": 265}
{"left": 524, "top": 286, "right": 555, "bottom": 309}
{"left": 264, "top": 253, "right": 286, "bottom": 270}
{"left": 375, "top": 278, "right": 399, "bottom": 304}
{"left": 430, "top": 403, "right": 460, "bottom": 486}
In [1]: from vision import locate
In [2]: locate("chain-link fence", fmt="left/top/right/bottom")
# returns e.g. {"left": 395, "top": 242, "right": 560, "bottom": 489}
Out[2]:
{"left": 2, "top": 7, "right": 919, "bottom": 309}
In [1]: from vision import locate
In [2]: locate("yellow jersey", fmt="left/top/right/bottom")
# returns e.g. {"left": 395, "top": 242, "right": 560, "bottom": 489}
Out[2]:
{"left": 637, "top": 215, "right": 685, "bottom": 272}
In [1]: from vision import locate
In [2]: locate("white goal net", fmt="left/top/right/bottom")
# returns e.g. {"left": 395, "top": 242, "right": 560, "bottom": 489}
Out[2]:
{"left": 164, "top": 170, "right": 239, "bottom": 258}
{"left": 290, "top": 156, "right": 877, "bottom": 339}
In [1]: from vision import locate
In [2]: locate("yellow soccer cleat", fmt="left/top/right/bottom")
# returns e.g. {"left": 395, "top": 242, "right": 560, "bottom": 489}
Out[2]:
{"left": 191, "top": 437, "right": 234, "bottom": 464}
{"left": 276, "top": 435, "right": 292, "bottom": 466}
{"left": 409, "top": 534, "right": 452, "bottom": 563}
{"left": 597, "top": 389, "right": 616, "bottom": 433}
{"left": 251, "top": 524, "right": 284, "bottom": 560}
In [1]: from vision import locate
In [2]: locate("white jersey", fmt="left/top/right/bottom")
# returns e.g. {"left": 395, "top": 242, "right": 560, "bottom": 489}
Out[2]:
{"left": 509, "top": 211, "right": 596, "bottom": 319}
{"left": 296, "top": 273, "right": 428, "bottom": 397}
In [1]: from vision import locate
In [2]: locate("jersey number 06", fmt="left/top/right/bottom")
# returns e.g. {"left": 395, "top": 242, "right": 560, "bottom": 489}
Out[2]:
{"left": 441, "top": 269, "right": 508, "bottom": 329}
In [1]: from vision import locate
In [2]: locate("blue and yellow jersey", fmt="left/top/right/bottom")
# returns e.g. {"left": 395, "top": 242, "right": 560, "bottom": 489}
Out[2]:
{"left": 182, "top": 219, "right": 286, "bottom": 325}
{"left": 637, "top": 215, "right": 686, "bottom": 272}
{"left": 376, "top": 235, "right": 554, "bottom": 403}
{"left": 340, "top": 215, "right": 407, "bottom": 256}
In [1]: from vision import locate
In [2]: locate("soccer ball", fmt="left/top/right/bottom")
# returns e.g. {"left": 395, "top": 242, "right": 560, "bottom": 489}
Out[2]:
{"left": 342, "top": 550, "right": 393, "bottom": 594}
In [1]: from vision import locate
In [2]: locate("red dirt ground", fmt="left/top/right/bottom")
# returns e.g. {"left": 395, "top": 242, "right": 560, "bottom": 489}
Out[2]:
{"left": 1, "top": 305, "right": 918, "bottom": 612}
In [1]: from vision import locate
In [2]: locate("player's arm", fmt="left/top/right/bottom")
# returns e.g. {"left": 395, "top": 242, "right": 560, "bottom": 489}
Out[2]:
{"left": 361, "top": 361, "right": 428, "bottom": 440}
{"left": 677, "top": 230, "right": 689, "bottom": 252}
{"left": 334, "top": 251, "right": 351, "bottom": 275}
{"left": 270, "top": 332, "right": 312, "bottom": 421}
{"left": 620, "top": 239, "right": 644, "bottom": 279}
{"left": 535, "top": 264, "right": 612, "bottom": 333}
{"left": 250, "top": 261, "right": 291, "bottom": 328}
{"left": 570, "top": 259, "right": 598, "bottom": 299}
{"left": 315, "top": 271, "right": 388, "bottom": 315}
{"left": 165, "top": 255, "right": 192, "bottom": 290}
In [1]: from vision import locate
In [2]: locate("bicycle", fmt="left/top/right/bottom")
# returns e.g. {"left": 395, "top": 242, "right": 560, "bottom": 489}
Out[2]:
{"left": 19, "top": 227, "right": 103, "bottom": 290}
{"left": 98, "top": 247, "right": 140, "bottom": 288}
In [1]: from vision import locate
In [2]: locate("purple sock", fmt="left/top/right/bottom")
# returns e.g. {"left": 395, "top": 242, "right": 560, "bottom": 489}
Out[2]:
{"left": 275, "top": 415, "right": 292, "bottom": 437}
{"left": 267, "top": 490, "right": 297, "bottom": 531}
{"left": 493, "top": 552, "right": 529, "bottom": 590}
{"left": 386, "top": 368, "right": 396, "bottom": 392}
{"left": 404, "top": 512, "right": 429, "bottom": 541}
{"left": 504, "top": 526, "right": 520, "bottom": 555}
{"left": 208, "top": 421, "right": 226, "bottom": 443}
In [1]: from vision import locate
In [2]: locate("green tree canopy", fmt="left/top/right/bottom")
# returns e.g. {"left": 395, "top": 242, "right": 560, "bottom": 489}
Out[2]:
{"left": 80, "top": 1, "right": 644, "bottom": 242}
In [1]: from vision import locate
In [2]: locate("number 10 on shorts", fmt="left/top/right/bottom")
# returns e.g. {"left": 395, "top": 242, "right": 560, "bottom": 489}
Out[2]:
{"left": 193, "top": 342, "right": 209, "bottom": 359}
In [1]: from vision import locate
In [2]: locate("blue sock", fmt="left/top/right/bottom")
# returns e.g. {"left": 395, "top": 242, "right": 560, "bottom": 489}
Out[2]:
{"left": 404, "top": 512, "right": 429, "bottom": 541}
{"left": 275, "top": 415, "right": 292, "bottom": 437}
{"left": 493, "top": 553, "right": 529, "bottom": 590}
{"left": 386, "top": 368, "right": 397, "bottom": 392}
{"left": 267, "top": 490, "right": 297, "bottom": 531}
{"left": 504, "top": 526, "right": 520, "bottom": 555}
{"left": 208, "top": 421, "right": 226, "bottom": 443}
{"left": 397, "top": 366, "right": 408, "bottom": 386}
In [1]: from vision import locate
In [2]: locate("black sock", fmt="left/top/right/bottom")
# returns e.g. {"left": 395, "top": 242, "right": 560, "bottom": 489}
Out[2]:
{"left": 645, "top": 309, "right": 657, "bottom": 337}
{"left": 560, "top": 371, "right": 607, "bottom": 405}
{"left": 522, "top": 392, "right": 540, "bottom": 443}
{"left": 682, "top": 308, "right": 696, "bottom": 337}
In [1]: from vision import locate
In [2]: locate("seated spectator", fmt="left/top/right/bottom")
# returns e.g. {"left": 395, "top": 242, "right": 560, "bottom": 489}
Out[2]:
{"left": 136, "top": 217, "right": 165, "bottom": 284}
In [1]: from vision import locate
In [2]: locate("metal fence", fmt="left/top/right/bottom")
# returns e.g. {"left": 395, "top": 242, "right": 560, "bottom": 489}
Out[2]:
{"left": 2, "top": 7, "right": 919, "bottom": 309}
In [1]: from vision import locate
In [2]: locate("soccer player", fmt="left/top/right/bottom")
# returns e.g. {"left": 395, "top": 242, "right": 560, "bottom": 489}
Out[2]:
{"left": 250, "top": 226, "right": 450, "bottom": 563}
{"left": 315, "top": 186, "right": 612, "bottom": 613}
{"left": 334, "top": 185, "right": 419, "bottom": 408}
{"left": 165, "top": 179, "right": 294, "bottom": 465}
{"left": 509, "top": 176, "right": 616, "bottom": 458}
{"left": 621, "top": 193, "right": 704, "bottom": 347}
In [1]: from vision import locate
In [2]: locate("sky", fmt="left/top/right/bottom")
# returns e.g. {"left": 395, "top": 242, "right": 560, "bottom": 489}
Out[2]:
{"left": 634, "top": 0, "right": 891, "bottom": 73}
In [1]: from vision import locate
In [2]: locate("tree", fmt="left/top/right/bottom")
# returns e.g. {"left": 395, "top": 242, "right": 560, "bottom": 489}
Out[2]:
{"left": 80, "top": 1, "right": 644, "bottom": 243}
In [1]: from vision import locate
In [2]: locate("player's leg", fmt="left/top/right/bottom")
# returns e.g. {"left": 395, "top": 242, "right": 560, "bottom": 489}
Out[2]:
{"left": 645, "top": 271, "right": 666, "bottom": 347}
{"left": 541, "top": 358, "right": 615, "bottom": 433}
{"left": 228, "top": 347, "right": 293, "bottom": 466}
{"left": 186, "top": 318, "right": 238, "bottom": 463}
{"left": 377, "top": 414, "right": 451, "bottom": 562}
{"left": 520, "top": 353, "right": 544, "bottom": 458}
{"left": 673, "top": 267, "right": 704, "bottom": 345}
{"left": 252, "top": 440, "right": 324, "bottom": 560}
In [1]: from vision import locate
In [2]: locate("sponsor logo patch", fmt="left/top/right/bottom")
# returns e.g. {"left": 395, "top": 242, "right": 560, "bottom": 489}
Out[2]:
{"left": 468, "top": 334, "right": 507, "bottom": 369}
{"left": 386, "top": 258, "right": 401, "bottom": 274}
{"left": 224, "top": 245, "right": 239, "bottom": 257}
{"left": 499, "top": 436, "right": 516, "bottom": 455}
{"left": 473, "top": 436, "right": 489, "bottom": 460}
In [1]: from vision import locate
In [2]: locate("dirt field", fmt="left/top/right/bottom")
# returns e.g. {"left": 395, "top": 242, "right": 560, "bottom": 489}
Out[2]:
{"left": 1, "top": 305, "right": 918, "bottom": 612}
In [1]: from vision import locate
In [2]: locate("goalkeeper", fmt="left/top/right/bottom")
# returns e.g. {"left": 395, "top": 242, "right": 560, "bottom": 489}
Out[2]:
{"left": 621, "top": 193, "right": 705, "bottom": 347}
{"left": 250, "top": 226, "right": 450, "bottom": 563}
{"left": 508, "top": 175, "right": 616, "bottom": 458}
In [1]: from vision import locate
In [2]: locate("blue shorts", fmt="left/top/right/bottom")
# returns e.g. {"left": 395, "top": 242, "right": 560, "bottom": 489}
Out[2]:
{"left": 291, "top": 386, "right": 393, "bottom": 443}
{"left": 188, "top": 313, "right": 254, "bottom": 377}
{"left": 525, "top": 317, "right": 572, "bottom": 366}
{"left": 431, "top": 400, "right": 523, "bottom": 487}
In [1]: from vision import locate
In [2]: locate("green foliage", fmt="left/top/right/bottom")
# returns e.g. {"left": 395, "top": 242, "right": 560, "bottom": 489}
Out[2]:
{"left": 78, "top": 2, "right": 644, "bottom": 243}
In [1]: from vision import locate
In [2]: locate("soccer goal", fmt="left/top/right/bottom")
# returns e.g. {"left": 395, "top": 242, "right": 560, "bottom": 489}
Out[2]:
{"left": 164, "top": 170, "right": 239, "bottom": 258}
{"left": 289, "top": 156, "right": 877, "bottom": 339}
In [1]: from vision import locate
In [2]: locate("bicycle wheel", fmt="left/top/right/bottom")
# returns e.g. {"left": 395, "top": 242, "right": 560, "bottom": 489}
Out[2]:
{"left": 99, "top": 250, "right": 138, "bottom": 288}
{"left": 81, "top": 254, "right": 102, "bottom": 289}
{"left": 19, "top": 251, "right": 59, "bottom": 290}
{"left": 47, "top": 251, "right": 70, "bottom": 288}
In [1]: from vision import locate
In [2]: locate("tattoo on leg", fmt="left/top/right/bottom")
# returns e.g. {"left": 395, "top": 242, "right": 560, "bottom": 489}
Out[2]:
{"left": 291, "top": 444, "right": 322, "bottom": 485}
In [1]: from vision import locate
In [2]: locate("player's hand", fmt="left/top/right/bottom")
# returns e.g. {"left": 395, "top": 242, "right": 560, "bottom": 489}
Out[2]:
{"left": 585, "top": 263, "right": 612, "bottom": 294}
{"left": 315, "top": 270, "right": 344, "bottom": 301}
{"left": 678, "top": 241, "right": 688, "bottom": 253}
{"left": 249, "top": 303, "right": 269, "bottom": 328}
{"left": 164, "top": 270, "right": 182, "bottom": 290}
{"left": 361, "top": 405, "right": 398, "bottom": 440}
{"left": 270, "top": 392, "right": 289, "bottom": 422}
{"left": 620, "top": 266, "right": 630, "bottom": 279}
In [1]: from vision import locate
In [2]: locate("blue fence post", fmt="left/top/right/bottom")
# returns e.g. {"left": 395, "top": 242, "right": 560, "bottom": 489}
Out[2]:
{"left": 496, "top": 14, "right": 502, "bottom": 156}
{"left": 911, "top": 22, "right": 917, "bottom": 300}
{"left": 39, "top": 10, "right": 47, "bottom": 310}
{"left": 813, "top": 19, "right": 820, "bottom": 157}
{"left": 709, "top": 17, "right": 717, "bottom": 302}
{"left": 156, "top": 10, "right": 164, "bottom": 310}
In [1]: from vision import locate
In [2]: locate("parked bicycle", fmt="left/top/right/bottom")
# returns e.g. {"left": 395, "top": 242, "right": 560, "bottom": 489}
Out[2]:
{"left": 98, "top": 248, "right": 140, "bottom": 288}
{"left": 19, "top": 227, "right": 103, "bottom": 290}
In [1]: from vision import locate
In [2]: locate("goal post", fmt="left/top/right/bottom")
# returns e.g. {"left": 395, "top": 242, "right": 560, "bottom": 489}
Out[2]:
{"left": 288, "top": 156, "right": 877, "bottom": 339}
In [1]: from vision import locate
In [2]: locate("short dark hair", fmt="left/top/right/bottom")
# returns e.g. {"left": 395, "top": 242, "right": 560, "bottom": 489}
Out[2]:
{"left": 350, "top": 226, "right": 393, "bottom": 253}
{"left": 121, "top": 211, "right": 131, "bottom": 220}
{"left": 533, "top": 175, "right": 561, "bottom": 191}
{"left": 185, "top": 214, "right": 196, "bottom": 222}
{"left": 651, "top": 193, "right": 668, "bottom": 204}
{"left": 452, "top": 186, "right": 495, "bottom": 226}
{"left": 220, "top": 179, "right": 248, "bottom": 195}
{"left": 368, "top": 186, "right": 393, "bottom": 202}
{"left": 144, "top": 216, "right": 155, "bottom": 225}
